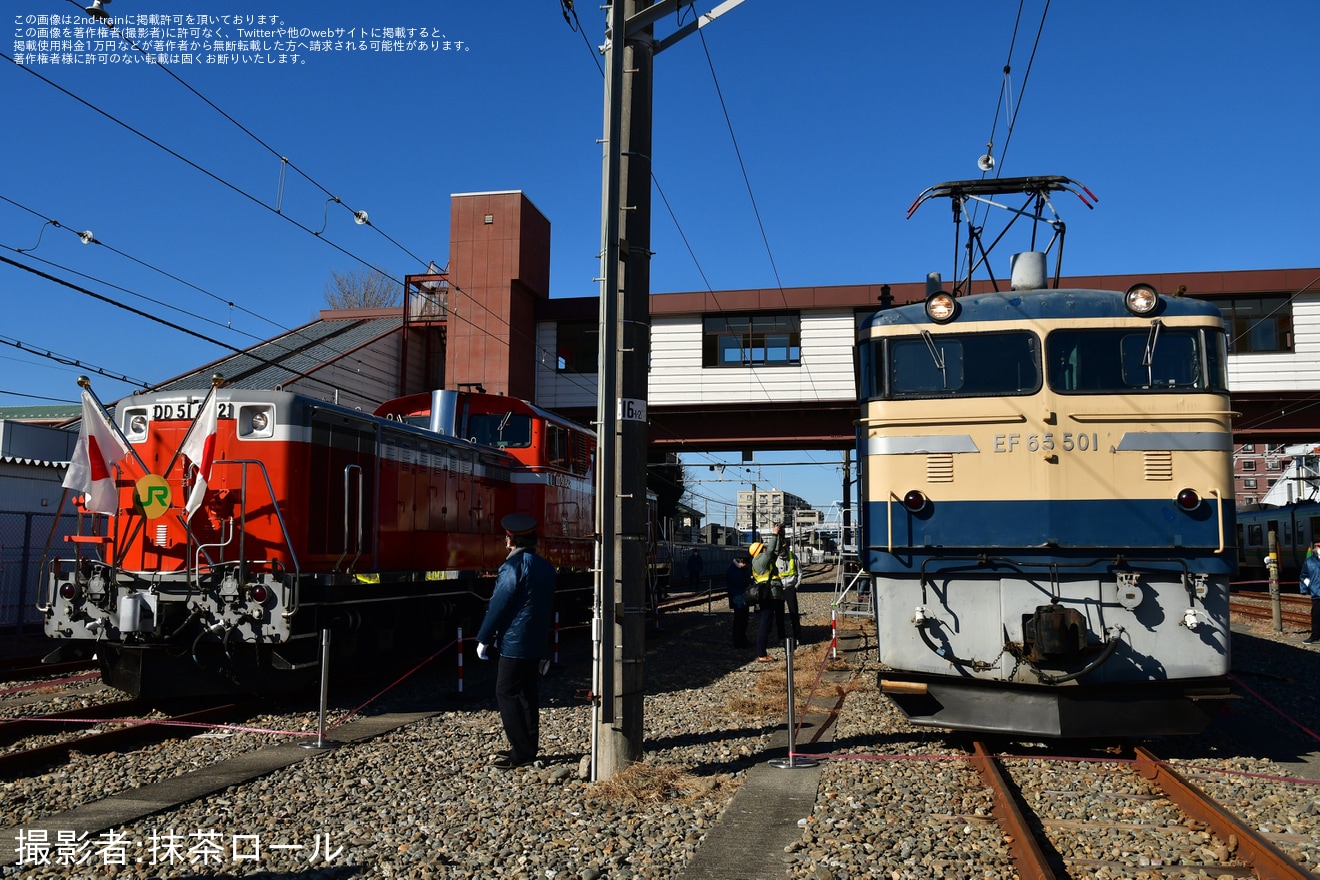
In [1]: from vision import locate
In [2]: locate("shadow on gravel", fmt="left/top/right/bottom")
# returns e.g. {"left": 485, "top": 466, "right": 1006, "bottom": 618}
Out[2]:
{"left": 1152, "top": 629, "right": 1320, "bottom": 768}
{"left": 173, "top": 870, "right": 366, "bottom": 879}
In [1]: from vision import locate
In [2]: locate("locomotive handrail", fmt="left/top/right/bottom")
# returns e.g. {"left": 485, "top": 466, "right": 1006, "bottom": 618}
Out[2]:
{"left": 857, "top": 413, "right": 1027, "bottom": 426}
{"left": 335, "top": 464, "right": 365, "bottom": 573}
{"left": 1210, "top": 489, "right": 1225, "bottom": 555}
{"left": 210, "top": 459, "right": 302, "bottom": 618}
{"left": 886, "top": 492, "right": 897, "bottom": 552}
{"left": 193, "top": 518, "right": 234, "bottom": 575}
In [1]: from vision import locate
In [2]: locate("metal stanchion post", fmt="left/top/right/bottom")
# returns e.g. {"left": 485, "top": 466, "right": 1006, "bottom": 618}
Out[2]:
{"left": 301, "top": 627, "right": 340, "bottom": 750}
{"left": 769, "top": 637, "right": 818, "bottom": 770}
{"left": 457, "top": 626, "right": 464, "bottom": 694}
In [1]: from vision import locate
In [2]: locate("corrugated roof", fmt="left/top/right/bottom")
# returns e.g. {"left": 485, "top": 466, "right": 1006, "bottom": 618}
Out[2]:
{"left": 0, "top": 405, "right": 80, "bottom": 420}
{"left": 154, "top": 316, "right": 401, "bottom": 392}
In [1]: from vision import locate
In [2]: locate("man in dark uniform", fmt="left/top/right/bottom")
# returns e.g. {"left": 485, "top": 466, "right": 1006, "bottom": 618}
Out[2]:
{"left": 475, "top": 513, "right": 557, "bottom": 769}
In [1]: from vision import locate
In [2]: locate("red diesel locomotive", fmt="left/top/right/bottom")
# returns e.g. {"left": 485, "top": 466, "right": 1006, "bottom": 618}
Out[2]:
{"left": 42, "top": 386, "right": 596, "bottom": 696}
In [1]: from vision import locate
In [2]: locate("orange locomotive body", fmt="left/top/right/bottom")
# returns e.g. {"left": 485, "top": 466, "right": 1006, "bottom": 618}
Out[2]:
{"left": 43, "top": 388, "right": 595, "bottom": 696}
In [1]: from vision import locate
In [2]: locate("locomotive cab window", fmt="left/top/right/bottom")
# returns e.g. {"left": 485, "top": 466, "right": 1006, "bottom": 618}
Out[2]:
{"left": 885, "top": 331, "right": 1039, "bottom": 399}
{"left": 1047, "top": 327, "right": 1228, "bottom": 393}
{"left": 545, "top": 423, "right": 568, "bottom": 468}
{"left": 468, "top": 412, "right": 532, "bottom": 448}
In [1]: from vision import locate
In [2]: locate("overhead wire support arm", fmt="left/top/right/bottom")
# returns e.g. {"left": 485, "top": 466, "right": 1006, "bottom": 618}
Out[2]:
{"left": 648, "top": 0, "right": 750, "bottom": 53}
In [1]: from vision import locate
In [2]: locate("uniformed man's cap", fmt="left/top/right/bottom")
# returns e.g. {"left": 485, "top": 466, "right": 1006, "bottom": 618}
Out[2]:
{"left": 502, "top": 513, "right": 538, "bottom": 536}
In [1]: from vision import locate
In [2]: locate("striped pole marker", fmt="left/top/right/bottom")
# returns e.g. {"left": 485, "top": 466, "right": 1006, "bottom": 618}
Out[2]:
{"left": 553, "top": 613, "right": 560, "bottom": 665}
{"left": 830, "top": 610, "right": 838, "bottom": 660}
{"left": 456, "top": 626, "right": 464, "bottom": 694}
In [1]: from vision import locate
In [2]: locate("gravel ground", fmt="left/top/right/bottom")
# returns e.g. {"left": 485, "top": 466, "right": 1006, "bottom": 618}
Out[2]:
{"left": 3, "top": 579, "right": 1319, "bottom": 879}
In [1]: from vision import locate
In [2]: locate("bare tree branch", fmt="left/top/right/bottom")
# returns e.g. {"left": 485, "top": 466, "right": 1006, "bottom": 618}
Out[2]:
{"left": 323, "top": 268, "right": 400, "bottom": 309}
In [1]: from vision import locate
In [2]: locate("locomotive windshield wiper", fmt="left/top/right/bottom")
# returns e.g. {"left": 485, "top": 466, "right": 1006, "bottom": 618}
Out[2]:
{"left": 920, "top": 331, "right": 948, "bottom": 388}
{"left": 1141, "top": 319, "right": 1164, "bottom": 386}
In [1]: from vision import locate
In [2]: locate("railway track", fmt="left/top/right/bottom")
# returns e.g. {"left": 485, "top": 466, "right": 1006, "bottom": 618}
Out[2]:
{"left": 0, "top": 698, "right": 260, "bottom": 778}
{"left": 969, "top": 740, "right": 1315, "bottom": 879}
{"left": 1230, "top": 592, "right": 1313, "bottom": 630}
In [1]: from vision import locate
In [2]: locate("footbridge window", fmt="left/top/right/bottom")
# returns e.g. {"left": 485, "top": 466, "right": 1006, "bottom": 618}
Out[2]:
{"left": 702, "top": 313, "right": 801, "bottom": 367}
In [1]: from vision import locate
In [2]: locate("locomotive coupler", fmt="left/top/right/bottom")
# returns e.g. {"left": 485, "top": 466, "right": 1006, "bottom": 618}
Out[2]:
{"left": 1023, "top": 600, "right": 1087, "bottom": 659}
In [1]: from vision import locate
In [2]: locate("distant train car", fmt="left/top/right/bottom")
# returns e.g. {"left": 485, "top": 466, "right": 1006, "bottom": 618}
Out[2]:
{"left": 855, "top": 177, "right": 1236, "bottom": 738}
{"left": 1235, "top": 502, "right": 1320, "bottom": 585}
{"left": 43, "top": 387, "right": 594, "bottom": 696}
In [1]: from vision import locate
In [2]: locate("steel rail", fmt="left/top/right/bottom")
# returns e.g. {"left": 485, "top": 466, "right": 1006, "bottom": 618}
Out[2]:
{"left": 0, "top": 702, "right": 251, "bottom": 779}
{"left": 969, "top": 740, "right": 1058, "bottom": 880}
{"left": 1133, "top": 745, "right": 1314, "bottom": 880}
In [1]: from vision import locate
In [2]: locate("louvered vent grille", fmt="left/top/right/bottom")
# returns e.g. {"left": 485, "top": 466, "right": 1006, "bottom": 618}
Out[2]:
{"left": 926, "top": 453, "right": 954, "bottom": 483}
{"left": 1144, "top": 450, "right": 1173, "bottom": 481}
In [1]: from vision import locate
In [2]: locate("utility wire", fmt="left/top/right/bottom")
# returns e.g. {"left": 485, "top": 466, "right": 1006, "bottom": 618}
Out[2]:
{"left": 1, "top": 50, "right": 399, "bottom": 284}
{"left": 0, "top": 254, "right": 356, "bottom": 396}
{"left": 560, "top": 0, "right": 604, "bottom": 77}
{"left": 3, "top": 55, "right": 594, "bottom": 406}
{"left": 996, "top": 0, "right": 1051, "bottom": 174}
{"left": 0, "top": 243, "right": 268, "bottom": 342}
{"left": 0, "top": 388, "right": 80, "bottom": 404}
{"left": 695, "top": 27, "right": 788, "bottom": 304}
{"left": 62, "top": 0, "right": 429, "bottom": 270}
{"left": 0, "top": 193, "right": 289, "bottom": 333}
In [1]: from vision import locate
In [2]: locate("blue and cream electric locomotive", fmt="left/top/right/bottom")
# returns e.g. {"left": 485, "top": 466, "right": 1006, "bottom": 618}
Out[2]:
{"left": 856, "top": 177, "right": 1236, "bottom": 738}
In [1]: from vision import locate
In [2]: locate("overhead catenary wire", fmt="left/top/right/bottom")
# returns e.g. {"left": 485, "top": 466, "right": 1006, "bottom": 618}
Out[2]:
{"left": 554, "top": 5, "right": 836, "bottom": 506}
{"left": 0, "top": 333, "right": 151, "bottom": 390}
{"left": 0, "top": 242, "right": 269, "bottom": 344}
{"left": 61, "top": 0, "right": 429, "bottom": 271}
{"left": 3, "top": 42, "right": 606, "bottom": 408}
{"left": 0, "top": 254, "right": 364, "bottom": 398}
{"left": 0, "top": 50, "right": 404, "bottom": 288}
{"left": 0, "top": 193, "right": 290, "bottom": 334}
{"left": 965, "top": 0, "right": 1052, "bottom": 280}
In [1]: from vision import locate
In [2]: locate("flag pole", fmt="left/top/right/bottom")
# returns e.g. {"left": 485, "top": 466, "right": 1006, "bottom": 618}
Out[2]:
{"left": 163, "top": 373, "right": 224, "bottom": 480}
{"left": 77, "top": 375, "right": 150, "bottom": 478}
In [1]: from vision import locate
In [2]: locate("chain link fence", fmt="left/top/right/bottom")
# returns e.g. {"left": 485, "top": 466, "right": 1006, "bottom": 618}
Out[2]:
{"left": 0, "top": 510, "right": 83, "bottom": 631}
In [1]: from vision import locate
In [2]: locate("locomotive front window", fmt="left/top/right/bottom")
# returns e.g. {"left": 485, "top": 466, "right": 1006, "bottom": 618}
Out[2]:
{"left": 468, "top": 412, "right": 532, "bottom": 448}
{"left": 888, "top": 331, "right": 1039, "bottom": 398}
{"left": 1047, "top": 327, "right": 1224, "bottom": 393}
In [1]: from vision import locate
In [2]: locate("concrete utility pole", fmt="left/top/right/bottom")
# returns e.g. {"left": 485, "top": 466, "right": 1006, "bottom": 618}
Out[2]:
{"left": 592, "top": 0, "right": 748, "bottom": 782}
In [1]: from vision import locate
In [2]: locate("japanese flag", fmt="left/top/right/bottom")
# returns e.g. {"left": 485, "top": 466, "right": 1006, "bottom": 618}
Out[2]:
{"left": 62, "top": 388, "right": 131, "bottom": 515}
{"left": 180, "top": 391, "right": 219, "bottom": 519}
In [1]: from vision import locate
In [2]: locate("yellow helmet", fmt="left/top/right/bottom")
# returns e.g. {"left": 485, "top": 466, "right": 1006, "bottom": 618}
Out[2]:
{"left": 748, "top": 542, "right": 765, "bottom": 558}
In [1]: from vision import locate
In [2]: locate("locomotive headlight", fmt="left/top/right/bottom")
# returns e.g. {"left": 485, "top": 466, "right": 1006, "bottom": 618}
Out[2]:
{"left": 902, "top": 490, "right": 930, "bottom": 513}
{"left": 1124, "top": 283, "right": 1160, "bottom": 315}
{"left": 124, "top": 409, "right": 150, "bottom": 442}
{"left": 250, "top": 584, "right": 269, "bottom": 604}
{"left": 59, "top": 582, "right": 77, "bottom": 600}
{"left": 1176, "top": 488, "right": 1202, "bottom": 510}
{"left": 238, "top": 405, "right": 274, "bottom": 438}
{"left": 925, "top": 291, "right": 959, "bottom": 323}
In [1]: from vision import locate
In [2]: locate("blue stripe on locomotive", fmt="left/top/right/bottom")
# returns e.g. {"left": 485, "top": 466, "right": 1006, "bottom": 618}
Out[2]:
{"left": 862, "top": 497, "right": 1236, "bottom": 575}
{"left": 859, "top": 287, "right": 1226, "bottom": 330}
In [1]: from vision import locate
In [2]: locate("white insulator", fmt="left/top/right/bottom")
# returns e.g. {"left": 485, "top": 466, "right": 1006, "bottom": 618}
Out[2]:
{"left": 912, "top": 605, "right": 928, "bottom": 626}
{"left": 1182, "top": 608, "right": 1201, "bottom": 630}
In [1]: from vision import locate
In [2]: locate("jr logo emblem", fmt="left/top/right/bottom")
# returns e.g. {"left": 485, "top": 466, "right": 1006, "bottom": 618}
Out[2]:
{"left": 135, "top": 475, "right": 172, "bottom": 520}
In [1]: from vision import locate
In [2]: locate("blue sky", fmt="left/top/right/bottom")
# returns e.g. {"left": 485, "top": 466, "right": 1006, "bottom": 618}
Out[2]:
{"left": 3, "top": 1, "right": 1317, "bottom": 515}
